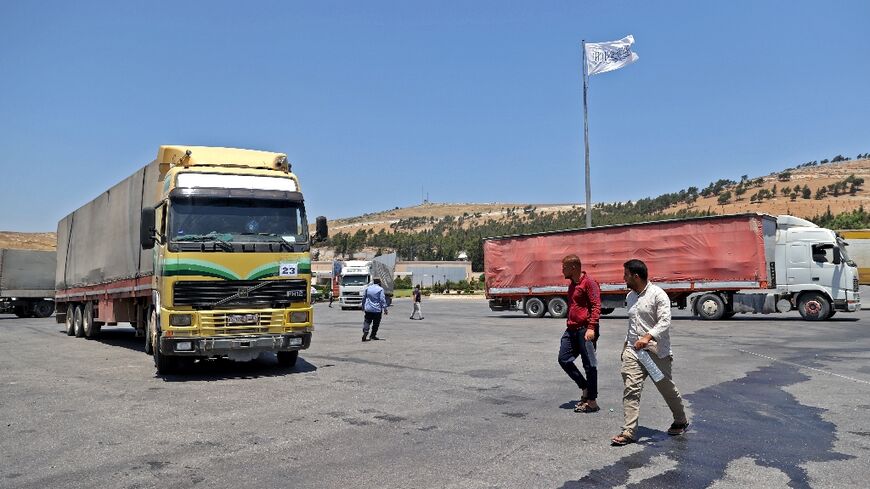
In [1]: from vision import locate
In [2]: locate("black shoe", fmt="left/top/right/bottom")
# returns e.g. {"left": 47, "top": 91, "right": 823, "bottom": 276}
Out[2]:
{"left": 370, "top": 336, "right": 381, "bottom": 341}
{"left": 362, "top": 335, "right": 369, "bottom": 342}
{"left": 410, "top": 316, "right": 414, "bottom": 319}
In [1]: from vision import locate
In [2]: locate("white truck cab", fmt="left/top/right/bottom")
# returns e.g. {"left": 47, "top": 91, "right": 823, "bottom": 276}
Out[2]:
{"left": 339, "top": 260, "right": 372, "bottom": 310}
{"left": 775, "top": 215, "right": 860, "bottom": 317}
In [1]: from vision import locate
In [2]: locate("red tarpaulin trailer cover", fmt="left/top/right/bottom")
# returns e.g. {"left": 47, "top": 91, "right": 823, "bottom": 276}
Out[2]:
{"left": 484, "top": 214, "right": 772, "bottom": 295}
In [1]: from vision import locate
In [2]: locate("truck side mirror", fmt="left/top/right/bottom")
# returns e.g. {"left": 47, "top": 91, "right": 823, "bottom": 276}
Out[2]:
{"left": 833, "top": 247, "right": 842, "bottom": 265}
{"left": 140, "top": 207, "right": 156, "bottom": 250}
{"left": 314, "top": 216, "right": 329, "bottom": 242}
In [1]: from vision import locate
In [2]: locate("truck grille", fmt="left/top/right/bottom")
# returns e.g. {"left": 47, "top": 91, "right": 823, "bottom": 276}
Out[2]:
{"left": 173, "top": 279, "right": 308, "bottom": 308}
{"left": 199, "top": 311, "right": 284, "bottom": 335}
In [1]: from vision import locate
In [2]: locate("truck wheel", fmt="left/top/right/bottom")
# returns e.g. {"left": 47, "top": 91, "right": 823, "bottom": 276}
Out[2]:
{"left": 153, "top": 343, "right": 181, "bottom": 375}
{"left": 798, "top": 292, "right": 831, "bottom": 321}
{"left": 547, "top": 297, "right": 568, "bottom": 318}
{"left": 524, "top": 297, "right": 546, "bottom": 318}
{"left": 827, "top": 310, "right": 837, "bottom": 319}
{"left": 33, "top": 301, "right": 54, "bottom": 318}
{"left": 65, "top": 304, "right": 76, "bottom": 335}
{"left": 600, "top": 308, "right": 615, "bottom": 316}
{"left": 73, "top": 305, "right": 85, "bottom": 337}
{"left": 83, "top": 302, "right": 100, "bottom": 339}
{"left": 695, "top": 293, "right": 725, "bottom": 320}
{"left": 144, "top": 321, "right": 153, "bottom": 355}
{"left": 277, "top": 351, "right": 299, "bottom": 368}
{"left": 147, "top": 308, "right": 160, "bottom": 356}
{"left": 13, "top": 305, "right": 29, "bottom": 318}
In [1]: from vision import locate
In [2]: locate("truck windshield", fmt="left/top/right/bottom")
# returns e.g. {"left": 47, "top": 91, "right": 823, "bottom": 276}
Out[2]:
{"left": 341, "top": 275, "right": 370, "bottom": 286}
{"left": 169, "top": 198, "right": 308, "bottom": 243}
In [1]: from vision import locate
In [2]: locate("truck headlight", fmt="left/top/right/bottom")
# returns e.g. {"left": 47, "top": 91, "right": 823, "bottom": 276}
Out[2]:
{"left": 169, "top": 314, "right": 193, "bottom": 326}
{"left": 290, "top": 311, "right": 309, "bottom": 323}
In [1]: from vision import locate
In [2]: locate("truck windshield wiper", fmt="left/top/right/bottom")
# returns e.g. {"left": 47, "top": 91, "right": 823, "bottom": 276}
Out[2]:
{"left": 247, "top": 233, "right": 296, "bottom": 251}
{"left": 174, "top": 233, "right": 234, "bottom": 251}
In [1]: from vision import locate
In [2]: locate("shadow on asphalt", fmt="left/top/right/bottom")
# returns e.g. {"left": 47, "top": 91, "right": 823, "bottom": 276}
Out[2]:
{"left": 64, "top": 327, "right": 317, "bottom": 381}
{"left": 488, "top": 314, "right": 859, "bottom": 323}
{"left": 559, "top": 399, "right": 583, "bottom": 410}
{"left": 158, "top": 356, "right": 317, "bottom": 382}
{"left": 559, "top": 358, "right": 854, "bottom": 488}
{"left": 91, "top": 327, "right": 146, "bottom": 353}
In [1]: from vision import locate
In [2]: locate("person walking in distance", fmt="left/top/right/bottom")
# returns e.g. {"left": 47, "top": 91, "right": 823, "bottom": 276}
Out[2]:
{"left": 611, "top": 259, "right": 689, "bottom": 446}
{"left": 328, "top": 288, "right": 334, "bottom": 308}
{"left": 410, "top": 284, "right": 424, "bottom": 320}
{"left": 361, "top": 278, "right": 388, "bottom": 341}
{"left": 558, "top": 254, "right": 602, "bottom": 413}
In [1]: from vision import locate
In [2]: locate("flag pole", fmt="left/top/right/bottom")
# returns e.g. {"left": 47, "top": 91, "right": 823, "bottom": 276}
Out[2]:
{"left": 582, "top": 40, "right": 592, "bottom": 228}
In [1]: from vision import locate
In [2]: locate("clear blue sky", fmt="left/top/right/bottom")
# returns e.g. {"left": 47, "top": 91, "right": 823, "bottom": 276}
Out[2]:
{"left": 1, "top": 1, "right": 868, "bottom": 232}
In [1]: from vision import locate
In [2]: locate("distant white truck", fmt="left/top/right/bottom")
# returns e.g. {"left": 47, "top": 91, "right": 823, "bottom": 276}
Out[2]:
{"left": 339, "top": 260, "right": 372, "bottom": 310}
{"left": 338, "top": 255, "right": 396, "bottom": 310}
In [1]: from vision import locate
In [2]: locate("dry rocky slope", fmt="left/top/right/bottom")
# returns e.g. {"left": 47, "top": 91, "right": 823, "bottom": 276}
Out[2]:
{"left": 2, "top": 159, "right": 867, "bottom": 251}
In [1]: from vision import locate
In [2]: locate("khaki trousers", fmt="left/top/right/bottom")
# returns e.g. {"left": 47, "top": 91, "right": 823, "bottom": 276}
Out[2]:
{"left": 620, "top": 349, "right": 687, "bottom": 439}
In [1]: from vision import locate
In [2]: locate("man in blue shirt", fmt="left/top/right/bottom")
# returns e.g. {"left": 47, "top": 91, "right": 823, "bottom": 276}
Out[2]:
{"left": 362, "top": 278, "right": 389, "bottom": 341}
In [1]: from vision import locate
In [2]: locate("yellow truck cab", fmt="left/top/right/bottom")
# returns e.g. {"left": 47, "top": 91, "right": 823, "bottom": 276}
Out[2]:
{"left": 55, "top": 145, "right": 327, "bottom": 374}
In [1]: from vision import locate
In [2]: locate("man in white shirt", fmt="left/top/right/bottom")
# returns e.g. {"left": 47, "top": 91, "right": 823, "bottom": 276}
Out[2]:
{"left": 611, "top": 259, "right": 689, "bottom": 446}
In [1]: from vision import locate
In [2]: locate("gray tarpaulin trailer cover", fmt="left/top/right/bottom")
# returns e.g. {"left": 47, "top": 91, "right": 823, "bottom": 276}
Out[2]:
{"left": 0, "top": 249, "right": 56, "bottom": 298}
{"left": 55, "top": 160, "right": 160, "bottom": 290}
{"left": 0, "top": 249, "right": 57, "bottom": 318}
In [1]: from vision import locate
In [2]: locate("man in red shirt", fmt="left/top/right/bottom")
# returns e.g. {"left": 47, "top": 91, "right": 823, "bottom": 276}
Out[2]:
{"left": 558, "top": 254, "right": 602, "bottom": 413}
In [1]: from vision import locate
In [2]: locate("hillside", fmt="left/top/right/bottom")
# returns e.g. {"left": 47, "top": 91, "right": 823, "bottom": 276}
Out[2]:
{"left": 328, "top": 158, "right": 870, "bottom": 235}
{"left": 2, "top": 157, "right": 867, "bottom": 252}
{"left": 0, "top": 232, "right": 56, "bottom": 251}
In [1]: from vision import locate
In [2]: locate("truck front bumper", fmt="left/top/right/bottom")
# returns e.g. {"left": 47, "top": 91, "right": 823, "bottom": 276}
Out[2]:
{"left": 340, "top": 297, "right": 363, "bottom": 307}
{"left": 160, "top": 332, "right": 311, "bottom": 357}
{"left": 835, "top": 291, "right": 860, "bottom": 312}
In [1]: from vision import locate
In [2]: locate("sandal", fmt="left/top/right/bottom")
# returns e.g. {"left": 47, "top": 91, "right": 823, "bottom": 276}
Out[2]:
{"left": 574, "top": 397, "right": 588, "bottom": 411}
{"left": 667, "top": 421, "right": 690, "bottom": 436}
{"left": 574, "top": 403, "right": 600, "bottom": 413}
{"left": 610, "top": 433, "right": 635, "bottom": 446}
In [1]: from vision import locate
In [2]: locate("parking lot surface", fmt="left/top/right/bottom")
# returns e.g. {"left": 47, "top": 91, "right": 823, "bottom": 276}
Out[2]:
{"left": 1, "top": 297, "right": 868, "bottom": 488}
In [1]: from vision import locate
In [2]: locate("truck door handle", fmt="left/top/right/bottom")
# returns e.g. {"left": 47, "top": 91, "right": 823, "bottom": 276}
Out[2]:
{"left": 812, "top": 277, "right": 819, "bottom": 281}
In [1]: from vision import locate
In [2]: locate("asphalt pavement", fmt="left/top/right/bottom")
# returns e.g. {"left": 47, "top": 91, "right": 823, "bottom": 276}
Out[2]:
{"left": 1, "top": 298, "right": 868, "bottom": 488}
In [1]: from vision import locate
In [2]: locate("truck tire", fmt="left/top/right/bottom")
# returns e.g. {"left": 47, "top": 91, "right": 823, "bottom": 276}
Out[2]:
{"left": 277, "top": 351, "right": 299, "bottom": 368}
{"left": 524, "top": 297, "right": 546, "bottom": 318}
{"left": 149, "top": 308, "right": 183, "bottom": 374}
{"left": 547, "top": 297, "right": 568, "bottom": 319}
{"left": 13, "top": 305, "right": 29, "bottom": 318}
{"left": 695, "top": 293, "right": 726, "bottom": 320}
{"left": 83, "top": 302, "right": 100, "bottom": 339}
{"left": 797, "top": 292, "right": 831, "bottom": 321}
{"left": 65, "top": 304, "right": 76, "bottom": 335}
{"left": 153, "top": 341, "right": 182, "bottom": 375}
{"left": 33, "top": 301, "right": 54, "bottom": 318}
{"left": 600, "top": 308, "right": 615, "bottom": 316}
{"left": 73, "top": 305, "right": 85, "bottom": 337}
{"left": 144, "top": 307, "right": 154, "bottom": 355}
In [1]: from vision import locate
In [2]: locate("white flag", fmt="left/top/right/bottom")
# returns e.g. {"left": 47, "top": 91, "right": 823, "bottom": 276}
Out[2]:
{"left": 585, "top": 35, "right": 639, "bottom": 76}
